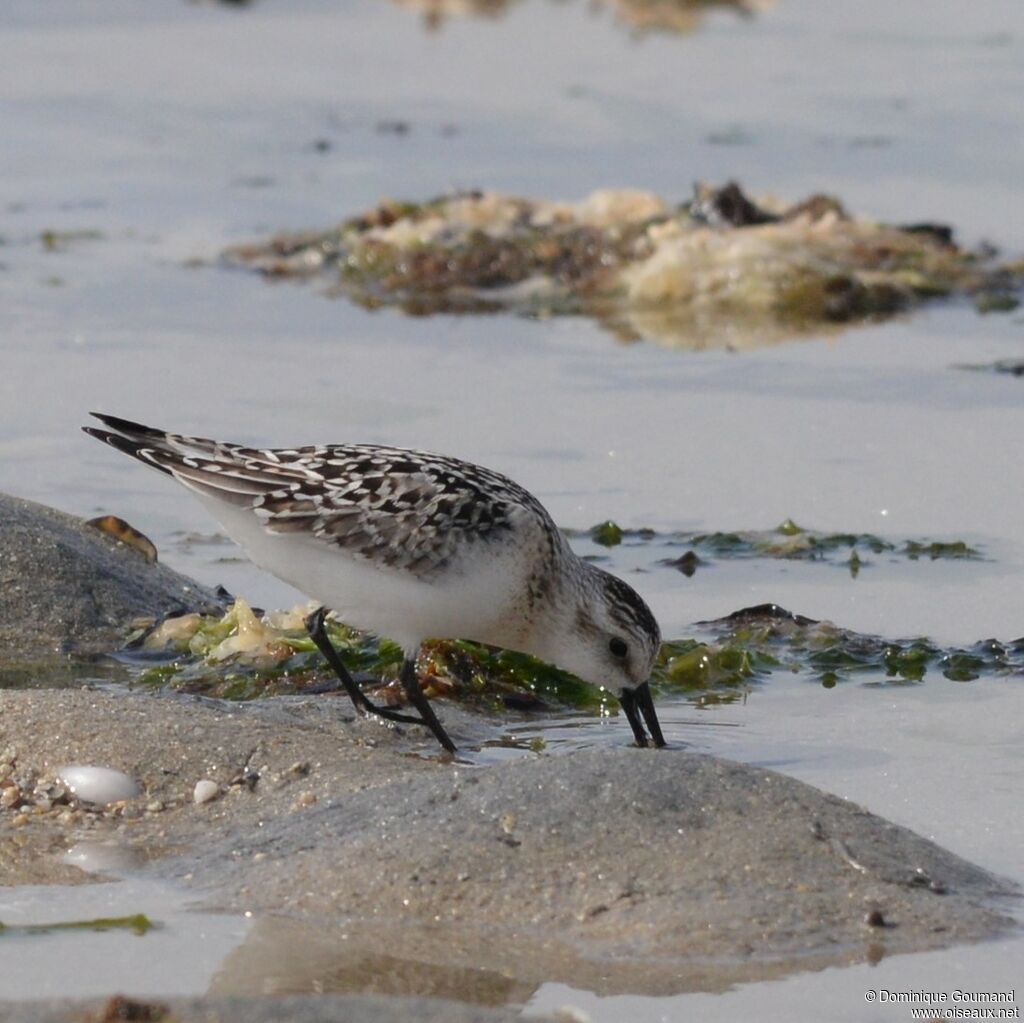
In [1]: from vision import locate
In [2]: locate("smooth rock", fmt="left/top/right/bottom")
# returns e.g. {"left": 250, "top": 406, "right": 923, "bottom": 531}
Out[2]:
{"left": 0, "top": 491, "right": 221, "bottom": 663}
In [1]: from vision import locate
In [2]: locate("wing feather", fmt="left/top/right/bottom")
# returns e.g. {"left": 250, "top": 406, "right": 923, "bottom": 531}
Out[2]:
{"left": 84, "top": 414, "right": 541, "bottom": 576}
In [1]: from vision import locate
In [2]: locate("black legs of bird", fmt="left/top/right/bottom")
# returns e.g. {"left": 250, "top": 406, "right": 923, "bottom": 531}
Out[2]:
{"left": 305, "top": 607, "right": 660, "bottom": 753}
{"left": 397, "top": 657, "right": 458, "bottom": 755}
{"left": 304, "top": 607, "right": 458, "bottom": 754}
{"left": 304, "top": 607, "right": 412, "bottom": 721}
{"left": 619, "top": 683, "right": 666, "bottom": 748}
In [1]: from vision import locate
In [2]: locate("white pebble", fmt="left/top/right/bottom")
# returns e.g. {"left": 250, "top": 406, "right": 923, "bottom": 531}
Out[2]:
{"left": 57, "top": 765, "right": 140, "bottom": 805}
{"left": 193, "top": 780, "right": 219, "bottom": 804}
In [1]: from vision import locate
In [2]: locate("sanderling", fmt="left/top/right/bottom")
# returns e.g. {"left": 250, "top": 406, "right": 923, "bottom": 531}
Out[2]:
{"left": 84, "top": 413, "right": 665, "bottom": 754}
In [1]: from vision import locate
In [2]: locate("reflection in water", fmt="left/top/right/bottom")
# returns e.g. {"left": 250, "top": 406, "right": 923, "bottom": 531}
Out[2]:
{"left": 592, "top": 0, "right": 774, "bottom": 37}
{"left": 391, "top": 0, "right": 523, "bottom": 32}
{"left": 602, "top": 302, "right": 846, "bottom": 351}
{"left": 0, "top": 660, "right": 128, "bottom": 692}
{"left": 207, "top": 915, "right": 887, "bottom": 1004}
{"left": 390, "top": 0, "right": 773, "bottom": 36}
{"left": 209, "top": 918, "right": 530, "bottom": 1004}
{"left": 63, "top": 840, "right": 148, "bottom": 876}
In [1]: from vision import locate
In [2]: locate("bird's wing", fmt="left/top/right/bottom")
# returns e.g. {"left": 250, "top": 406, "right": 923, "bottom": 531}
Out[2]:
{"left": 84, "top": 413, "right": 539, "bottom": 576}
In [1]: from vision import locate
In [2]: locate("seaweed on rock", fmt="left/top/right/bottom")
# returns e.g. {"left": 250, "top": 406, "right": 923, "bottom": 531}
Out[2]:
{"left": 225, "top": 183, "right": 1022, "bottom": 349}
{"left": 123, "top": 598, "right": 1024, "bottom": 713}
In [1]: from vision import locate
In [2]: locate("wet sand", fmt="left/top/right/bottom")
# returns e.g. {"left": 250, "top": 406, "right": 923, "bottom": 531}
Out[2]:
{"left": 1, "top": 685, "right": 1015, "bottom": 1007}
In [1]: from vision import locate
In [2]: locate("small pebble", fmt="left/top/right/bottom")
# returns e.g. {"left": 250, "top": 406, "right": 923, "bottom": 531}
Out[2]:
{"left": 145, "top": 800, "right": 164, "bottom": 814}
{"left": 1, "top": 785, "right": 21, "bottom": 809}
{"left": 291, "top": 791, "right": 317, "bottom": 811}
{"left": 35, "top": 781, "right": 67, "bottom": 803}
{"left": 194, "top": 780, "right": 219, "bottom": 804}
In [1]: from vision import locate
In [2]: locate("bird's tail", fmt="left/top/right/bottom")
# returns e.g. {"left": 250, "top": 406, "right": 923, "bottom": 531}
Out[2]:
{"left": 83, "top": 412, "right": 231, "bottom": 469}
{"left": 83, "top": 413, "right": 309, "bottom": 505}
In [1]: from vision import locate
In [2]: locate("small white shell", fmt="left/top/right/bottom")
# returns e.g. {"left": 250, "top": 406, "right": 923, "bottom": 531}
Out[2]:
{"left": 57, "top": 765, "right": 140, "bottom": 805}
{"left": 193, "top": 779, "right": 219, "bottom": 804}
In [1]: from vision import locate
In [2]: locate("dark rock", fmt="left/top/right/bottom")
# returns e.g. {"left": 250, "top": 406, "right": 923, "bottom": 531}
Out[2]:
{"left": 0, "top": 492, "right": 220, "bottom": 662}
{"left": 690, "top": 180, "right": 779, "bottom": 227}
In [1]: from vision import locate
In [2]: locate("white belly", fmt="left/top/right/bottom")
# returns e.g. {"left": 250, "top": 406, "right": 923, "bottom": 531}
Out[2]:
{"left": 197, "top": 495, "right": 531, "bottom": 654}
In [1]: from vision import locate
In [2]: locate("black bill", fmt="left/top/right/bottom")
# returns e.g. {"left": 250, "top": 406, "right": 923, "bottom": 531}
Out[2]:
{"left": 619, "top": 681, "right": 666, "bottom": 748}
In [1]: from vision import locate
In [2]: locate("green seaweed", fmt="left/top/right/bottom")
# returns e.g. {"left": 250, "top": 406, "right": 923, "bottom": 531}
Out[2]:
{"left": 424, "top": 641, "right": 606, "bottom": 711}
{"left": 131, "top": 619, "right": 404, "bottom": 701}
{"left": 39, "top": 229, "right": 104, "bottom": 252}
{"left": 974, "top": 292, "right": 1020, "bottom": 314}
{"left": 777, "top": 274, "right": 908, "bottom": 324}
{"left": 657, "top": 638, "right": 779, "bottom": 689}
{"left": 671, "top": 606, "right": 1024, "bottom": 694}
{"left": 586, "top": 520, "right": 983, "bottom": 571}
{"left": 124, "top": 607, "right": 602, "bottom": 710}
{"left": 0, "top": 913, "right": 154, "bottom": 937}
{"left": 590, "top": 520, "right": 625, "bottom": 547}
{"left": 903, "top": 540, "right": 977, "bottom": 560}
{"left": 122, "top": 593, "right": 1024, "bottom": 718}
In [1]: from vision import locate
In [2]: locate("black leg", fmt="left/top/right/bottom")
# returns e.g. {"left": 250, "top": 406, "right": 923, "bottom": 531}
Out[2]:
{"left": 400, "top": 656, "right": 457, "bottom": 754}
{"left": 304, "top": 607, "right": 424, "bottom": 726}
{"left": 619, "top": 688, "right": 649, "bottom": 748}
{"left": 634, "top": 681, "right": 666, "bottom": 748}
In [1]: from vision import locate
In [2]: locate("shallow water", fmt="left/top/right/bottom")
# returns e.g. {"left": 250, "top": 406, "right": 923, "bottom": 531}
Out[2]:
{"left": 0, "top": 876, "right": 251, "bottom": 1001}
{"left": 1, "top": 0, "right": 1023, "bottom": 1016}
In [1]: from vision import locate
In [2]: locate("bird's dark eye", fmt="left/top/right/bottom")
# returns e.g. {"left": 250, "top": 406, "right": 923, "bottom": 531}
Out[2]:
{"left": 609, "top": 637, "right": 629, "bottom": 659}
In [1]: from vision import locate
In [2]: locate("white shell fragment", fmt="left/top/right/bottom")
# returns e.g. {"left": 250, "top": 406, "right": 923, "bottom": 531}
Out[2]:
{"left": 193, "top": 779, "right": 219, "bottom": 804}
{"left": 57, "top": 765, "right": 140, "bottom": 805}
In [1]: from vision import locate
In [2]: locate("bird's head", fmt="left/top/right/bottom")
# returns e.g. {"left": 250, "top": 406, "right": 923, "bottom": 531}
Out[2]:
{"left": 535, "top": 561, "right": 665, "bottom": 747}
